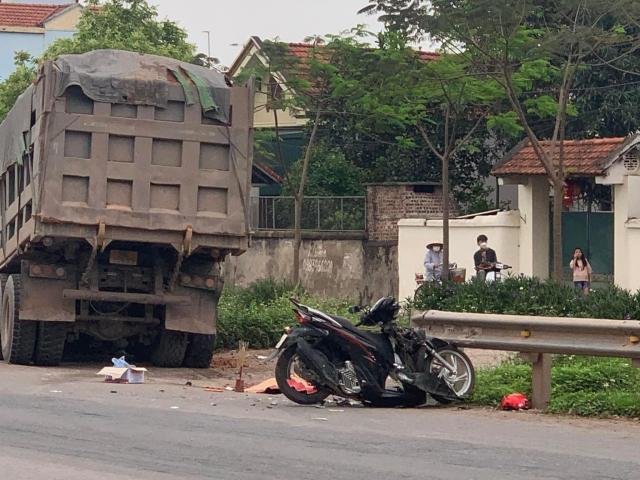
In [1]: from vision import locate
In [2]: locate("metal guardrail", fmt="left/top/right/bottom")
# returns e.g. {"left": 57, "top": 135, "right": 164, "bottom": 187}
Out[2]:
{"left": 412, "top": 310, "right": 640, "bottom": 409}
{"left": 250, "top": 195, "right": 366, "bottom": 231}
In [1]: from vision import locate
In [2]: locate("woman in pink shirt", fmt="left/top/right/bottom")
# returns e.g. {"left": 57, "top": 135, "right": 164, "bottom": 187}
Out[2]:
{"left": 569, "top": 247, "right": 592, "bottom": 296}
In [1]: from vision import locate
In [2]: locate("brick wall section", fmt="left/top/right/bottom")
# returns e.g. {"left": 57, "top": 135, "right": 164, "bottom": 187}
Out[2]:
{"left": 366, "top": 184, "right": 457, "bottom": 242}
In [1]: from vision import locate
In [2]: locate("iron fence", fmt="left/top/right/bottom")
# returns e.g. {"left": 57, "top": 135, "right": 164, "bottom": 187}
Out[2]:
{"left": 251, "top": 196, "right": 366, "bottom": 231}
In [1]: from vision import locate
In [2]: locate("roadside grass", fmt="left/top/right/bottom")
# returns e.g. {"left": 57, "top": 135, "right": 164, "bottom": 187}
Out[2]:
{"left": 472, "top": 355, "right": 640, "bottom": 417}
{"left": 217, "top": 279, "right": 357, "bottom": 350}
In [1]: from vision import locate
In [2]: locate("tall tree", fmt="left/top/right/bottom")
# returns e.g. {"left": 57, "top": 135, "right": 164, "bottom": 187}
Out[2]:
{"left": 363, "top": 0, "right": 640, "bottom": 280}
{"left": 322, "top": 31, "right": 506, "bottom": 276}
{"left": 235, "top": 39, "right": 328, "bottom": 285}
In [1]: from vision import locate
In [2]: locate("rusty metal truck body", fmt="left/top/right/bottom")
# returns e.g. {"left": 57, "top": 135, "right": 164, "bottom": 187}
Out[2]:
{"left": 0, "top": 50, "right": 253, "bottom": 367}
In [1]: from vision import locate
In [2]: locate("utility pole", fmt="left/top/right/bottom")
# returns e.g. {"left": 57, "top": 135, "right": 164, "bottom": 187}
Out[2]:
{"left": 202, "top": 30, "right": 211, "bottom": 61}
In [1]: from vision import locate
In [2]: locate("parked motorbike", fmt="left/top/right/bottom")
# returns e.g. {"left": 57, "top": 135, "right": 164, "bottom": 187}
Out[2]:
{"left": 476, "top": 262, "right": 512, "bottom": 283}
{"left": 272, "top": 297, "right": 475, "bottom": 407}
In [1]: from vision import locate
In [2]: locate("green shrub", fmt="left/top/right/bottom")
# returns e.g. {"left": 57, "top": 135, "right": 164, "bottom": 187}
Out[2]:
{"left": 414, "top": 276, "right": 640, "bottom": 320}
{"left": 216, "top": 279, "right": 357, "bottom": 350}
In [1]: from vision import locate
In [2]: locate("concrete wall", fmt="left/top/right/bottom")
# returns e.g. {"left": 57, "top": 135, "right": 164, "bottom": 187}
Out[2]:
{"left": 613, "top": 176, "right": 640, "bottom": 292}
{"left": 0, "top": 28, "right": 75, "bottom": 80}
{"left": 518, "top": 177, "right": 550, "bottom": 278}
{"left": 225, "top": 232, "right": 398, "bottom": 303}
{"left": 0, "top": 32, "right": 44, "bottom": 80}
{"left": 398, "top": 211, "right": 521, "bottom": 301}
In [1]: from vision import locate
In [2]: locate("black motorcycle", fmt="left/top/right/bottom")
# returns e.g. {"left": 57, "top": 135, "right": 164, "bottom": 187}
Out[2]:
{"left": 272, "top": 297, "right": 475, "bottom": 407}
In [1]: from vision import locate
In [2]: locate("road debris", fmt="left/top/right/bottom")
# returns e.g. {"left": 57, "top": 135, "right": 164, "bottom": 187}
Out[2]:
{"left": 49, "top": 390, "right": 62, "bottom": 394}
{"left": 312, "top": 417, "right": 328, "bottom": 422}
{"left": 170, "top": 406, "right": 180, "bottom": 410}
{"left": 328, "top": 409, "right": 344, "bottom": 413}
{"left": 97, "top": 356, "right": 147, "bottom": 384}
{"left": 500, "top": 393, "right": 530, "bottom": 411}
{"left": 185, "top": 381, "right": 193, "bottom": 387}
{"left": 246, "top": 378, "right": 280, "bottom": 394}
{"left": 204, "top": 386, "right": 225, "bottom": 393}
{"left": 235, "top": 341, "right": 249, "bottom": 392}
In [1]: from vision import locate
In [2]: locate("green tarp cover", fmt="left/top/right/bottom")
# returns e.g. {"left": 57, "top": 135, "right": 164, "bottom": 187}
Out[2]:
{"left": 53, "top": 49, "right": 230, "bottom": 123}
{"left": 0, "top": 85, "right": 32, "bottom": 173}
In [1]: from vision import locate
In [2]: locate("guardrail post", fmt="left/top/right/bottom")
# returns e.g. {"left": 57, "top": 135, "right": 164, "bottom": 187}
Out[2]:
{"left": 525, "top": 353, "right": 552, "bottom": 409}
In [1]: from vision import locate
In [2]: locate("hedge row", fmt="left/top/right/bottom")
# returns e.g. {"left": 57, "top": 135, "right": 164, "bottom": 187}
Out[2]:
{"left": 413, "top": 276, "right": 640, "bottom": 320}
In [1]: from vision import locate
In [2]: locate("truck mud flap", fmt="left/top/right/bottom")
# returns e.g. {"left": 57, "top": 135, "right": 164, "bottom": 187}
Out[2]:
{"left": 165, "top": 284, "right": 219, "bottom": 335}
{"left": 19, "top": 262, "right": 76, "bottom": 322}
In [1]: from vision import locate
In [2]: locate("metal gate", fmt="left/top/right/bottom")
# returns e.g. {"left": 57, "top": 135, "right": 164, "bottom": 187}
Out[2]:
{"left": 562, "top": 212, "right": 614, "bottom": 278}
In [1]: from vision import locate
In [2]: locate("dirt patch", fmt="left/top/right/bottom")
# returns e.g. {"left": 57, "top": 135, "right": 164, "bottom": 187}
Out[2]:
{"left": 209, "top": 349, "right": 277, "bottom": 388}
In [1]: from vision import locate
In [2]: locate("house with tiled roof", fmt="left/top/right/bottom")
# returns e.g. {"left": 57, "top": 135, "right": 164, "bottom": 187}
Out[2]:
{"left": 492, "top": 135, "right": 640, "bottom": 290}
{"left": 228, "top": 36, "right": 439, "bottom": 193}
{"left": 0, "top": 1, "right": 83, "bottom": 80}
{"left": 397, "top": 135, "right": 640, "bottom": 300}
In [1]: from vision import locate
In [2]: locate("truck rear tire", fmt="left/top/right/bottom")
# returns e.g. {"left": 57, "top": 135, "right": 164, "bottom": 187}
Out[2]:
{"left": 183, "top": 334, "right": 216, "bottom": 368}
{"left": 151, "top": 330, "right": 188, "bottom": 367}
{"left": 0, "top": 275, "right": 37, "bottom": 365}
{"left": 0, "top": 273, "right": 7, "bottom": 361}
{"left": 34, "top": 322, "right": 68, "bottom": 366}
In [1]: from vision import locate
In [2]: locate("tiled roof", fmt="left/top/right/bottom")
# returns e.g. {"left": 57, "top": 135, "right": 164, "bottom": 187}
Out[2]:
{"left": 254, "top": 162, "right": 283, "bottom": 184}
{"left": 0, "top": 2, "right": 74, "bottom": 28}
{"left": 281, "top": 42, "right": 439, "bottom": 96}
{"left": 285, "top": 42, "right": 439, "bottom": 66}
{"left": 492, "top": 137, "right": 629, "bottom": 177}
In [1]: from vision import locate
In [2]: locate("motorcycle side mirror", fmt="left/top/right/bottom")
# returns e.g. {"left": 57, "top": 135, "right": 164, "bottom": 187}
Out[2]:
{"left": 348, "top": 306, "right": 361, "bottom": 314}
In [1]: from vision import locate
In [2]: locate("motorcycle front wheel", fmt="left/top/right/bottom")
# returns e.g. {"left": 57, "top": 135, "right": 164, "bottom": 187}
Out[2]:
{"left": 275, "top": 346, "right": 330, "bottom": 405}
{"left": 428, "top": 348, "right": 475, "bottom": 404}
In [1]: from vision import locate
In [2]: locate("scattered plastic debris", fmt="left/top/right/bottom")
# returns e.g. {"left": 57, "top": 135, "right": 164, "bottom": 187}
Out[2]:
{"left": 170, "top": 406, "right": 180, "bottom": 410}
{"left": 328, "top": 409, "right": 344, "bottom": 413}
{"left": 312, "top": 417, "right": 328, "bottom": 421}
{"left": 49, "top": 390, "right": 62, "bottom": 393}
{"left": 270, "top": 400, "right": 278, "bottom": 406}
{"left": 225, "top": 386, "right": 233, "bottom": 391}
{"left": 256, "top": 355, "right": 268, "bottom": 360}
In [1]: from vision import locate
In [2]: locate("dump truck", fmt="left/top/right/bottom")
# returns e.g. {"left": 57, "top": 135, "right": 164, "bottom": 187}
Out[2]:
{"left": 0, "top": 50, "right": 253, "bottom": 367}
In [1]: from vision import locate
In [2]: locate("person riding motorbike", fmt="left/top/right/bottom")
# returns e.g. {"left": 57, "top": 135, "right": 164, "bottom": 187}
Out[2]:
{"left": 424, "top": 241, "right": 444, "bottom": 282}
{"left": 473, "top": 234, "right": 499, "bottom": 282}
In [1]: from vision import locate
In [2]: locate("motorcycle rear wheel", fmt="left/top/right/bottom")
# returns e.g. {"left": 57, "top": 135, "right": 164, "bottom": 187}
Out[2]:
{"left": 275, "top": 346, "right": 330, "bottom": 405}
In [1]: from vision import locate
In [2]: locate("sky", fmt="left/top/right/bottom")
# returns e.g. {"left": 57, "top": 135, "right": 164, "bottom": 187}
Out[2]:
{"left": 148, "top": 0, "right": 385, "bottom": 67}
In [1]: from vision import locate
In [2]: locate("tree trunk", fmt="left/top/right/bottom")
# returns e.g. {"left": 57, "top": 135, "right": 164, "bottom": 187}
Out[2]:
{"left": 292, "top": 107, "right": 322, "bottom": 286}
{"left": 442, "top": 155, "right": 450, "bottom": 283}
{"left": 273, "top": 107, "right": 286, "bottom": 178}
{"left": 552, "top": 176, "right": 564, "bottom": 282}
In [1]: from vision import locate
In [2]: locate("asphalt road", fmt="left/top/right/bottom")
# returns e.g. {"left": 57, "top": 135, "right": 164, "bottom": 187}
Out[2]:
{"left": 0, "top": 363, "right": 638, "bottom": 480}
